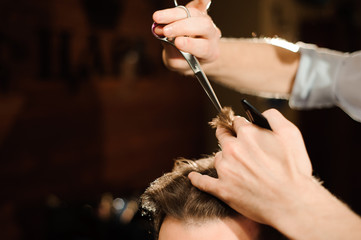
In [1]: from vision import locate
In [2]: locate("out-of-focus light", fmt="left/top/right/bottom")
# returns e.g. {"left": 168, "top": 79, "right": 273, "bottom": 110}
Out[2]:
{"left": 119, "top": 200, "right": 138, "bottom": 224}
{"left": 266, "top": 38, "right": 300, "bottom": 53}
{"left": 98, "top": 193, "right": 113, "bottom": 220}
{"left": 46, "top": 194, "right": 61, "bottom": 208}
{"left": 113, "top": 198, "right": 125, "bottom": 211}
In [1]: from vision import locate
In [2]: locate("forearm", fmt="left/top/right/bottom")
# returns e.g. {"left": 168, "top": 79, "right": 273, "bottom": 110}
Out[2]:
{"left": 202, "top": 38, "right": 301, "bottom": 97}
{"left": 271, "top": 177, "right": 361, "bottom": 240}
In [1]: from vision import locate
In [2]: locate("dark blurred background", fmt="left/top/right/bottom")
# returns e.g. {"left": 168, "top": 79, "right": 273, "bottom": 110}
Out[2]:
{"left": 1, "top": 0, "right": 361, "bottom": 239}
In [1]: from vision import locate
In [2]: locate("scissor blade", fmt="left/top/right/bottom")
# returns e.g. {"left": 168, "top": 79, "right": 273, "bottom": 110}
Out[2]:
{"left": 181, "top": 51, "right": 222, "bottom": 113}
{"left": 194, "top": 70, "right": 222, "bottom": 113}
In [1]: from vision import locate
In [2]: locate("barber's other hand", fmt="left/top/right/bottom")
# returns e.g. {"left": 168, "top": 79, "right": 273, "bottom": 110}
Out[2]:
{"left": 152, "top": 0, "right": 221, "bottom": 74}
{"left": 188, "top": 109, "right": 313, "bottom": 225}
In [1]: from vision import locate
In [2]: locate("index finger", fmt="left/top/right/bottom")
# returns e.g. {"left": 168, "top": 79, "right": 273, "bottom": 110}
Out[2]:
{"left": 188, "top": 171, "right": 219, "bottom": 195}
{"left": 153, "top": 7, "right": 191, "bottom": 24}
{"left": 216, "top": 125, "right": 236, "bottom": 146}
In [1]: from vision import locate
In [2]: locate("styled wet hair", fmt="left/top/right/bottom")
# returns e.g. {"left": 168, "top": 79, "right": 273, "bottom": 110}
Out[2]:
{"left": 139, "top": 107, "right": 238, "bottom": 238}
{"left": 140, "top": 156, "right": 240, "bottom": 236}
{"left": 139, "top": 107, "right": 286, "bottom": 240}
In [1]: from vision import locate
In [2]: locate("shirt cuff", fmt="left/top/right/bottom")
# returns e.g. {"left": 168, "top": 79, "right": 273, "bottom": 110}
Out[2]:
{"left": 289, "top": 43, "right": 347, "bottom": 110}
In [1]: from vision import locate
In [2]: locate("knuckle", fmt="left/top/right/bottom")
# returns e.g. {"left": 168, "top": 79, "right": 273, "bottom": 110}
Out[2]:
{"left": 222, "top": 141, "right": 241, "bottom": 158}
{"left": 175, "top": 37, "right": 189, "bottom": 51}
{"left": 214, "top": 155, "right": 225, "bottom": 171}
{"left": 237, "top": 124, "right": 254, "bottom": 136}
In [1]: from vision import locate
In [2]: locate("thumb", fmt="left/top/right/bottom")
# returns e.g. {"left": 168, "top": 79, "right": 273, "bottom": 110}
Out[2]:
{"left": 262, "top": 108, "right": 298, "bottom": 133}
{"left": 188, "top": 171, "right": 219, "bottom": 195}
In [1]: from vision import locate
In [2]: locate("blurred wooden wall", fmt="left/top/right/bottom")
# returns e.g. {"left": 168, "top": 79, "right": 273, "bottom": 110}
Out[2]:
{"left": 0, "top": 0, "right": 206, "bottom": 238}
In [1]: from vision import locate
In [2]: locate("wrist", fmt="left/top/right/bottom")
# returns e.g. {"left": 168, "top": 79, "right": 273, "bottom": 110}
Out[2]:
{"left": 269, "top": 177, "right": 361, "bottom": 240}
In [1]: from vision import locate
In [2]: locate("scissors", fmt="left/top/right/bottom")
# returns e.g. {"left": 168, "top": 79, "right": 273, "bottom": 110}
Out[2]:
{"left": 241, "top": 99, "right": 272, "bottom": 130}
{"left": 151, "top": 0, "right": 222, "bottom": 113}
{"left": 152, "top": 1, "right": 271, "bottom": 130}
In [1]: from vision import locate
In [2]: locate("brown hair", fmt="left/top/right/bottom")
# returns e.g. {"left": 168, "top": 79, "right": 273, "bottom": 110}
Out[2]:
{"left": 139, "top": 157, "right": 239, "bottom": 238}
{"left": 139, "top": 107, "right": 286, "bottom": 240}
{"left": 139, "top": 107, "right": 238, "bottom": 238}
{"left": 209, "top": 106, "right": 236, "bottom": 136}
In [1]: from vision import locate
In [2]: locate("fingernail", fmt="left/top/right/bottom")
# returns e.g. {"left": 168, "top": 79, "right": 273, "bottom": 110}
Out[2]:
{"left": 163, "top": 26, "right": 172, "bottom": 36}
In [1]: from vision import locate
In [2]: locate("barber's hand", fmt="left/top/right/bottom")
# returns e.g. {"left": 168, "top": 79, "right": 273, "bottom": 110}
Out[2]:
{"left": 188, "top": 109, "right": 314, "bottom": 225}
{"left": 152, "top": 0, "right": 221, "bottom": 74}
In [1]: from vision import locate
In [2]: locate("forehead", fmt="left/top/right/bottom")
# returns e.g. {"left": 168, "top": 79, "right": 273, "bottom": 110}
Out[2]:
{"left": 158, "top": 216, "right": 259, "bottom": 240}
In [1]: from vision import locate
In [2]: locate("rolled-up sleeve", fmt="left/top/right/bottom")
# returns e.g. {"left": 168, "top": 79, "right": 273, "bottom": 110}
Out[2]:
{"left": 289, "top": 43, "right": 361, "bottom": 122}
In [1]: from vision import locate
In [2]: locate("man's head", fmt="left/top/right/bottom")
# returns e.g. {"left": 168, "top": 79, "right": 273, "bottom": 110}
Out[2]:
{"left": 139, "top": 107, "right": 284, "bottom": 240}
{"left": 140, "top": 157, "right": 260, "bottom": 240}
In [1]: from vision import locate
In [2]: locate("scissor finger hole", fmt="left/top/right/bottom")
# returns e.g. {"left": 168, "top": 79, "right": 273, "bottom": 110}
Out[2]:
{"left": 151, "top": 23, "right": 168, "bottom": 40}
